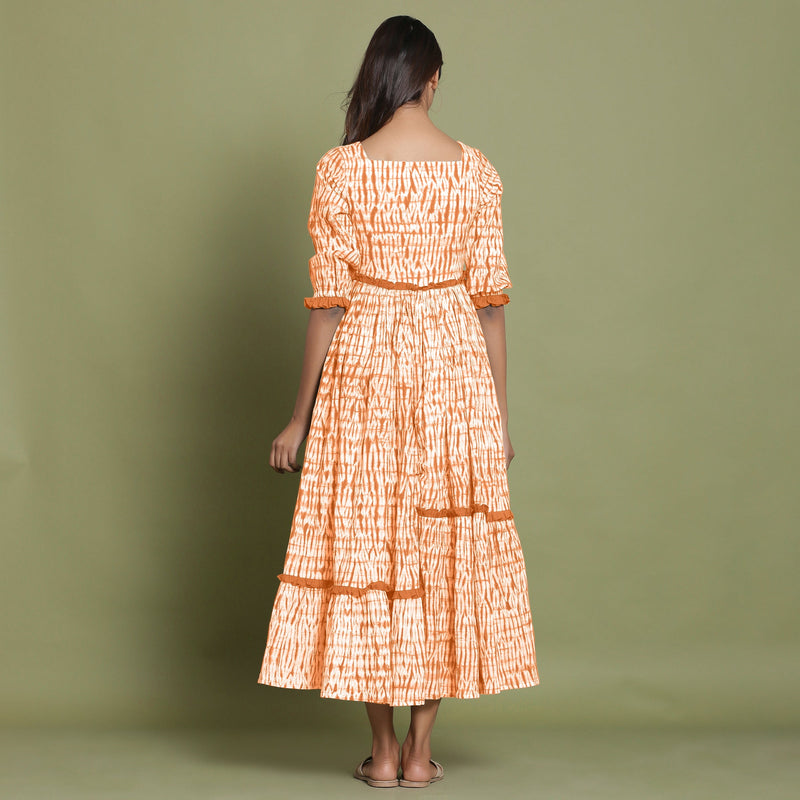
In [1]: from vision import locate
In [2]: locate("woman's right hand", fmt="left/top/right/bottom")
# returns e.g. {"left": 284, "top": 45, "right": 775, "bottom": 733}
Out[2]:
{"left": 270, "top": 416, "right": 310, "bottom": 473}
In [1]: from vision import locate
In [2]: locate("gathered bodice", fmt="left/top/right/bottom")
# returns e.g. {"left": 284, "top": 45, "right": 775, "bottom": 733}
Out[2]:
{"left": 304, "top": 139, "right": 513, "bottom": 311}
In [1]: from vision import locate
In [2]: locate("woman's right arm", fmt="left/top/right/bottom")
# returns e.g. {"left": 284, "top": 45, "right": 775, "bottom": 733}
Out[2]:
{"left": 270, "top": 306, "right": 345, "bottom": 473}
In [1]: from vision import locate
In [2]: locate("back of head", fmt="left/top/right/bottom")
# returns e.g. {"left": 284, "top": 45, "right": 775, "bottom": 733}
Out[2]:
{"left": 341, "top": 15, "right": 443, "bottom": 145}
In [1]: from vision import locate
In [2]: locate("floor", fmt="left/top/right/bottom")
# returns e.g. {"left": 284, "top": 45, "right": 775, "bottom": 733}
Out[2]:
{"left": 1, "top": 724, "right": 797, "bottom": 799}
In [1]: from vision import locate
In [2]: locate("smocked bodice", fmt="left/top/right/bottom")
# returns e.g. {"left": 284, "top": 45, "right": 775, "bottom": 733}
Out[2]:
{"left": 304, "top": 139, "right": 513, "bottom": 310}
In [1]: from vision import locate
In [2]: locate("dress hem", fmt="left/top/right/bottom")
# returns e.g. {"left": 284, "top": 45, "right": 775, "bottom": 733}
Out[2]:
{"left": 256, "top": 673, "right": 540, "bottom": 707}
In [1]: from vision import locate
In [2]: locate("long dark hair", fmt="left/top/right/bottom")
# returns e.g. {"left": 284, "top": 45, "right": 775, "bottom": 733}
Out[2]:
{"left": 340, "top": 16, "right": 443, "bottom": 145}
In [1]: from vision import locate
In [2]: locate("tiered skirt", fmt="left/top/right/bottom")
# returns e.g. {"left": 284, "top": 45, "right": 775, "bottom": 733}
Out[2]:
{"left": 257, "top": 278, "right": 539, "bottom": 705}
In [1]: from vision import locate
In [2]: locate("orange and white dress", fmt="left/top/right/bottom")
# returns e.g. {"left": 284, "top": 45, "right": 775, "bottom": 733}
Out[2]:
{"left": 257, "top": 140, "right": 540, "bottom": 706}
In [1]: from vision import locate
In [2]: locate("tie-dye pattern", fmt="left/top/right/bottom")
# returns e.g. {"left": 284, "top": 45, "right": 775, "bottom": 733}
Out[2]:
{"left": 257, "top": 140, "right": 540, "bottom": 705}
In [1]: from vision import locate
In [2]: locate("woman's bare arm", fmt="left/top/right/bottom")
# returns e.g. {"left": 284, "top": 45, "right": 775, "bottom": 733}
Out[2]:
{"left": 270, "top": 306, "right": 345, "bottom": 473}
{"left": 476, "top": 305, "right": 515, "bottom": 468}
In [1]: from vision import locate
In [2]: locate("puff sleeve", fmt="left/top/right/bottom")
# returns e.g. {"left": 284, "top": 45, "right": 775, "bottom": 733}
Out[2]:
{"left": 463, "top": 159, "right": 513, "bottom": 308}
{"left": 304, "top": 156, "right": 358, "bottom": 310}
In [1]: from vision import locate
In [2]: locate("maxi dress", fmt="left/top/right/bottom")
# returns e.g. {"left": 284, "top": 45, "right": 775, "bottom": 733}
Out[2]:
{"left": 257, "top": 140, "right": 540, "bottom": 706}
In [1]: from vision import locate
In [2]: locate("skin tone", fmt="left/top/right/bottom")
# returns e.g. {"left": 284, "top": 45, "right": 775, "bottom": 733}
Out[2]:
{"left": 269, "top": 69, "right": 513, "bottom": 783}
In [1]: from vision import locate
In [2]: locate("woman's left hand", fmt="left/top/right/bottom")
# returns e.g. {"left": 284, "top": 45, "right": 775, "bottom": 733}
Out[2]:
{"left": 503, "top": 426, "right": 515, "bottom": 469}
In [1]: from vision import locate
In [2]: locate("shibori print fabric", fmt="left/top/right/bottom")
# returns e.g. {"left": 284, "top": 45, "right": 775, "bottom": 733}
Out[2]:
{"left": 258, "top": 141, "right": 539, "bottom": 705}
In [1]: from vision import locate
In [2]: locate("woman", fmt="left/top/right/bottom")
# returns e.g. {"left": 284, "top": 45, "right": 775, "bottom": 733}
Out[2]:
{"left": 257, "top": 15, "right": 540, "bottom": 789}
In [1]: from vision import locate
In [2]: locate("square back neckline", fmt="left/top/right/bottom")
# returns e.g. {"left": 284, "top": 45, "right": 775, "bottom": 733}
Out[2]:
{"left": 357, "top": 140, "right": 466, "bottom": 164}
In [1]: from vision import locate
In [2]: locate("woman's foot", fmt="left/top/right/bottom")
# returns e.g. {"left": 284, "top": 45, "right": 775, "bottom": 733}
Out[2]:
{"left": 400, "top": 734, "right": 439, "bottom": 783}
{"left": 360, "top": 745, "right": 401, "bottom": 782}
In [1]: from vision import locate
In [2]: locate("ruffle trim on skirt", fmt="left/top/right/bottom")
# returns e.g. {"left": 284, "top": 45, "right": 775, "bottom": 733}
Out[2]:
{"left": 415, "top": 503, "right": 513, "bottom": 521}
{"left": 277, "top": 572, "right": 424, "bottom": 599}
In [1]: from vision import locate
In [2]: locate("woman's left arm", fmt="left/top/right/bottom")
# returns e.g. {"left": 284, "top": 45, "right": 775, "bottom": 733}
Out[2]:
{"left": 476, "top": 305, "right": 515, "bottom": 468}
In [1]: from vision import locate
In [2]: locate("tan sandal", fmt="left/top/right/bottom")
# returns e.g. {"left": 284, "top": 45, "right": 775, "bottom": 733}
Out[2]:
{"left": 353, "top": 755, "right": 401, "bottom": 788}
{"left": 399, "top": 758, "right": 444, "bottom": 788}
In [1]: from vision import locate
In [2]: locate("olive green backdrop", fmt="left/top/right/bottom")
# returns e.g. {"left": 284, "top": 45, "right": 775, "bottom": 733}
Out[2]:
{"left": 1, "top": 0, "right": 798, "bottom": 735}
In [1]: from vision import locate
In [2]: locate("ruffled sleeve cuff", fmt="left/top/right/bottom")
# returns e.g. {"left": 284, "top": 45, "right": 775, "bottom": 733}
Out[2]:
{"left": 470, "top": 292, "right": 511, "bottom": 309}
{"left": 303, "top": 295, "right": 350, "bottom": 310}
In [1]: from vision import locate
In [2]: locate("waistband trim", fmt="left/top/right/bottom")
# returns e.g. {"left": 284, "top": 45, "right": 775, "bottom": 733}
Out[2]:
{"left": 351, "top": 270, "right": 467, "bottom": 291}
